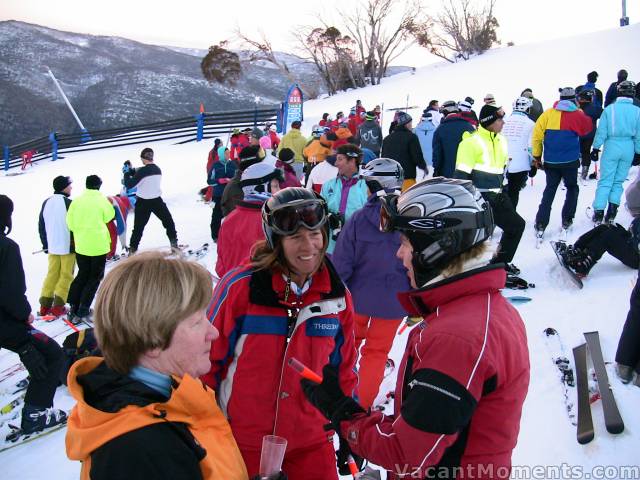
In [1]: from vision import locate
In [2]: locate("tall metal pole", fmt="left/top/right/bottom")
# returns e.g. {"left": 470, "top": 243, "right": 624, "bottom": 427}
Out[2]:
{"left": 621, "top": 0, "right": 629, "bottom": 26}
{"left": 46, "top": 67, "right": 87, "bottom": 131}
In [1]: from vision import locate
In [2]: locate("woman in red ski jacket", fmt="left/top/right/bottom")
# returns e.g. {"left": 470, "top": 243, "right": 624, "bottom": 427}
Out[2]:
{"left": 202, "top": 187, "right": 357, "bottom": 480}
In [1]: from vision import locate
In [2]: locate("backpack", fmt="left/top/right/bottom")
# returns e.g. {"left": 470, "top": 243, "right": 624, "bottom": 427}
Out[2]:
{"left": 60, "top": 328, "right": 101, "bottom": 385}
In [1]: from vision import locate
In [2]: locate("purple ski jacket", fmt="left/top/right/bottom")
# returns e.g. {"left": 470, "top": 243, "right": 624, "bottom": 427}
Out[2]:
{"left": 332, "top": 195, "right": 410, "bottom": 319}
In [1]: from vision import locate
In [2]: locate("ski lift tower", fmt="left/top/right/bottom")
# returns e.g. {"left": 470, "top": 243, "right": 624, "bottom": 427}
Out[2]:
{"left": 620, "top": 0, "right": 629, "bottom": 26}
{"left": 46, "top": 67, "right": 91, "bottom": 142}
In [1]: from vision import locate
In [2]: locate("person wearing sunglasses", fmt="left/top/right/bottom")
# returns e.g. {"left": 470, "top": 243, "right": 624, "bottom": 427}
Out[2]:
{"left": 301, "top": 178, "right": 529, "bottom": 480}
{"left": 202, "top": 187, "right": 358, "bottom": 480}
{"left": 454, "top": 104, "right": 526, "bottom": 280}
{"left": 320, "top": 143, "right": 368, "bottom": 253}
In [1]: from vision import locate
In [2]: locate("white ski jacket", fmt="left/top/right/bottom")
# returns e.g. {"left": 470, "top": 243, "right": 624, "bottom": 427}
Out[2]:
{"left": 502, "top": 112, "right": 534, "bottom": 173}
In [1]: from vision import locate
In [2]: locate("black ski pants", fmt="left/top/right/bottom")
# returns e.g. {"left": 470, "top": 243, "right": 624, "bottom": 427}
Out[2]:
{"left": 506, "top": 171, "right": 529, "bottom": 208}
{"left": 535, "top": 165, "right": 579, "bottom": 229}
{"left": 130, "top": 197, "right": 177, "bottom": 250}
{"left": 574, "top": 223, "right": 640, "bottom": 269}
{"left": 1, "top": 328, "right": 64, "bottom": 408}
{"left": 67, "top": 253, "right": 106, "bottom": 311}
{"left": 616, "top": 274, "right": 640, "bottom": 372}
{"left": 483, "top": 191, "right": 525, "bottom": 265}
{"left": 210, "top": 196, "right": 223, "bottom": 241}
{"left": 580, "top": 137, "right": 595, "bottom": 168}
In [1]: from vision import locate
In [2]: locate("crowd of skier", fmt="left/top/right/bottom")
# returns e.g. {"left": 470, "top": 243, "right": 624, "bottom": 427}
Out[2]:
{"left": 1, "top": 67, "right": 640, "bottom": 479}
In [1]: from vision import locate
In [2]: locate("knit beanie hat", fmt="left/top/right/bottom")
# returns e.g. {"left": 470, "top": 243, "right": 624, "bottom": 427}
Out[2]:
{"left": 479, "top": 104, "right": 505, "bottom": 129}
{"left": 251, "top": 127, "right": 264, "bottom": 140}
{"left": 53, "top": 175, "right": 72, "bottom": 193}
{"left": 141, "top": 148, "right": 154, "bottom": 161}
{"left": 365, "top": 111, "right": 376, "bottom": 121}
{"left": 395, "top": 111, "right": 412, "bottom": 127}
{"left": 278, "top": 148, "right": 295, "bottom": 165}
{"left": 238, "top": 145, "right": 263, "bottom": 171}
{"left": 86, "top": 175, "right": 102, "bottom": 190}
{"left": 558, "top": 87, "right": 576, "bottom": 101}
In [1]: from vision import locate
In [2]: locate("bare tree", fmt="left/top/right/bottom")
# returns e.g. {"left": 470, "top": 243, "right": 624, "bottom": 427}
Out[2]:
{"left": 235, "top": 29, "right": 316, "bottom": 98}
{"left": 341, "top": 0, "right": 424, "bottom": 85}
{"left": 201, "top": 41, "right": 242, "bottom": 85}
{"left": 415, "top": 0, "right": 500, "bottom": 63}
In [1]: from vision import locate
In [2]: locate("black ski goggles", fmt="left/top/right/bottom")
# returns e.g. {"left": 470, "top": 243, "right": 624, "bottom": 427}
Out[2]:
{"left": 379, "top": 195, "right": 493, "bottom": 233}
{"left": 269, "top": 200, "right": 328, "bottom": 236}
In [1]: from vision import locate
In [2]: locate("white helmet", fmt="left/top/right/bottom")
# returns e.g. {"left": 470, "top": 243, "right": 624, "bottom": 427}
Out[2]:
{"left": 513, "top": 96, "right": 533, "bottom": 113}
{"left": 240, "top": 162, "right": 283, "bottom": 200}
{"left": 360, "top": 158, "right": 404, "bottom": 194}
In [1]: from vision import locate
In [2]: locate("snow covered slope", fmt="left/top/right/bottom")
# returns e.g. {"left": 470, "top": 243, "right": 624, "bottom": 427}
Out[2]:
{"left": 1, "top": 23, "right": 640, "bottom": 479}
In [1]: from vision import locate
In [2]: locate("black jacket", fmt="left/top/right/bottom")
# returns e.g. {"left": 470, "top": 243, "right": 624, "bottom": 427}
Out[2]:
{"left": 432, "top": 115, "right": 475, "bottom": 178}
{"left": 381, "top": 128, "right": 426, "bottom": 179}
{"left": 77, "top": 362, "right": 205, "bottom": 480}
{"left": 0, "top": 234, "right": 32, "bottom": 348}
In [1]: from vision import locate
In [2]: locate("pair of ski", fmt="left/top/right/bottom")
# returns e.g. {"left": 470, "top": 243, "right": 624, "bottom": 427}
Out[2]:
{"left": 573, "top": 331, "right": 624, "bottom": 444}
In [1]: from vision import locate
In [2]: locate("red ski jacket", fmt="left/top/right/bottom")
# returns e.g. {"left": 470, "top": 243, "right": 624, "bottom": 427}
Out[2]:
{"left": 341, "top": 266, "right": 530, "bottom": 479}
{"left": 215, "top": 201, "right": 264, "bottom": 278}
{"left": 202, "top": 261, "right": 358, "bottom": 452}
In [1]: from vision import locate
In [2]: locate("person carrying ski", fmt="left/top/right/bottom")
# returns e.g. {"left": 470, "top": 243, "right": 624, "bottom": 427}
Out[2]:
{"left": 301, "top": 178, "right": 530, "bottom": 480}
{"left": 590, "top": 80, "right": 640, "bottom": 225}
{"left": 202, "top": 187, "right": 358, "bottom": 480}
{"left": 454, "top": 104, "right": 525, "bottom": 276}
{"left": 0, "top": 194, "right": 67, "bottom": 440}
{"left": 502, "top": 97, "right": 535, "bottom": 208}
{"left": 38, "top": 175, "right": 75, "bottom": 318}
{"left": 66, "top": 175, "right": 115, "bottom": 323}
{"left": 332, "top": 158, "right": 410, "bottom": 409}
{"left": 65, "top": 251, "right": 248, "bottom": 480}
{"left": 123, "top": 148, "right": 179, "bottom": 253}
{"left": 532, "top": 88, "right": 593, "bottom": 236}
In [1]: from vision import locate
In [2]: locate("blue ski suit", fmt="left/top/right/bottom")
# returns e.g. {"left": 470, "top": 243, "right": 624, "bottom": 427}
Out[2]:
{"left": 592, "top": 97, "right": 640, "bottom": 211}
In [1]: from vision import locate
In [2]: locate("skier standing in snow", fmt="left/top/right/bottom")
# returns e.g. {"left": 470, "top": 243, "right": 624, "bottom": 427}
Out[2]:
{"left": 215, "top": 162, "right": 282, "bottom": 278}
{"left": 432, "top": 100, "right": 475, "bottom": 178}
{"left": 454, "top": 104, "right": 525, "bottom": 275}
{"left": 279, "top": 120, "right": 308, "bottom": 180}
{"left": 532, "top": 88, "right": 593, "bottom": 237}
{"left": 124, "top": 148, "right": 179, "bottom": 253}
{"left": 202, "top": 187, "right": 358, "bottom": 479}
{"left": 502, "top": 97, "right": 535, "bottom": 208}
{"left": 320, "top": 144, "right": 368, "bottom": 253}
{"left": 66, "top": 175, "right": 115, "bottom": 323}
{"left": 381, "top": 112, "right": 427, "bottom": 190}
{"left": 0, "top": 194, "right": 67, "bottom": 438}
{"left": 37, "top": 175, "right": 75, "bottom": 318}
{"left": 590, "top": 80, "right": 640, "bottom": 224}
{"left": 332, "top": 158, "right": 410, "bottom": 409}
{"left": 208, "top": 145, "right": 237, "bottom": 242}
{"left": 302, "top": 178, "right": 530, "bottom": 480}
{"left": 576, "top": 89, "right": 603, "bottom": 181}
{"left": 356, "top": 111, "right": 383, "bottom": 156}
{"left": 65, "top": 251, "right": 248, "bottom": 480}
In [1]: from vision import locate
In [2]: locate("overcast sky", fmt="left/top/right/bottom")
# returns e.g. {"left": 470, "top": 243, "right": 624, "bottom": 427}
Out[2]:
{"left": 2, "top": 0, "right": 638, "bottom": 66}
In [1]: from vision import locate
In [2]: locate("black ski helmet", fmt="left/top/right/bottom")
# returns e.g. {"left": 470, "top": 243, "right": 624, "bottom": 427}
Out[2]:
{"left": 617, "top": 80, "right": 636, "bottom": 98}
{"left": 262, "top": 187, "right": 328, "bottom": 248}
{"left": 380, "top": 178, "right": 494, "bottom": 285}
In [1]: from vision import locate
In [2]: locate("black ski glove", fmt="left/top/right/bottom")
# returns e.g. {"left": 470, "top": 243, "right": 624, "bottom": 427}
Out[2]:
{"left": 633, "top": 153, "right": 640, "bottom": 166}
{"left": 336, "top": 436, "right": 365, "bottom": 476}
{"left": 590, "top": 149, "right": 600, "bottom": 162}
{"left": 18, "top": 342, "right": 48, "bottom": 380}
{"left": 528, "top": 166, "right": 538, "bottom": 178}
{"left": 300, "top": 364, "right": 365, "bottom": 433}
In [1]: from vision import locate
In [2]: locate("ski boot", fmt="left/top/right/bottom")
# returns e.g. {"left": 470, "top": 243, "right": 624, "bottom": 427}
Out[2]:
{"left": 591, "top": 209, "right": 604, "bottom": 226}
{"left": 38, "top": 305, "right": 51, "bottom": 317}
{"left": 604, "top": 204, "right": 618, "bottom": 225}
{"left": 49, "top": 304, "right": 68, "bottom": 318}
{"left": 615, "top": 364, "right": 634, "bottom": 384}
{"left": 563, "top": 246, "right": 595, "bottom": 277}
{"left": 20, "top": 405, "right": 68, "bottom": 435}
{"left": 505, "top": 263, "right": 521, "bottom": 276}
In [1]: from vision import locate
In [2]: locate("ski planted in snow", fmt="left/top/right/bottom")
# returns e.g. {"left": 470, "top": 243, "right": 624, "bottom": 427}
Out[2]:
{"left": 584, "top": 331, "right": 624, "bottom": 434}
{"left": 573, "top": 343, "right": 594, "bottom": 444}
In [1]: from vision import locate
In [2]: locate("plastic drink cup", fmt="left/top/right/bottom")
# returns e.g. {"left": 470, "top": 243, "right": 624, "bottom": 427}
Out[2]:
{"left": 259, "top": 434, "right": 287, "bottom": 479}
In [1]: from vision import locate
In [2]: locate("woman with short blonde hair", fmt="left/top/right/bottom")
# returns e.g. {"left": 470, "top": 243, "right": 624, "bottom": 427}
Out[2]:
{"left": 66, "top": 251, "right": 248, "bottom": 480}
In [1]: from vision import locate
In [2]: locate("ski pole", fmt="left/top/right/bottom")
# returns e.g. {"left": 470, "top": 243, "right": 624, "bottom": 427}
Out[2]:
{"left": 594, "top": 163, "right": 598, "bottom": 178}
{"left": 347, "top": 454, "right": 360, "bottom": 478}
{"left": 62, "top": 318, "right": 80, "bottom": 332}
{"left": 32, "top": 249, "right": 45, "bottom": 254}
{"left": 287, "top": 358, "right": 322, "bottom": 383}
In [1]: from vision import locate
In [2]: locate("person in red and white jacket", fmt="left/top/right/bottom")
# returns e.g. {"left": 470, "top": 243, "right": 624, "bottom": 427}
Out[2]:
{"left": 203, "top": 187, "right": 358, "bottom": 480}
{"left": 302, "top": 178, "right": 530, "bottom": 480}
